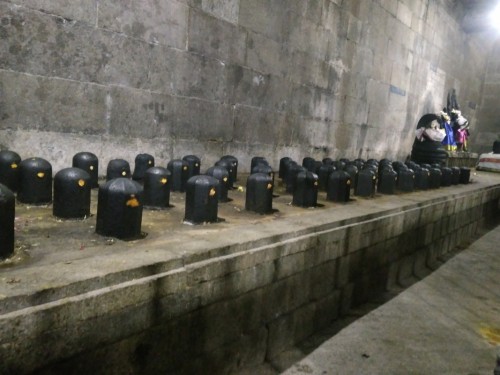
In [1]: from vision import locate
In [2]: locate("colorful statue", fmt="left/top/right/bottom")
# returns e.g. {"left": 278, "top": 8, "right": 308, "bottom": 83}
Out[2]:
{"left": 446, "top": 89, "right": 470, "bottom": 152}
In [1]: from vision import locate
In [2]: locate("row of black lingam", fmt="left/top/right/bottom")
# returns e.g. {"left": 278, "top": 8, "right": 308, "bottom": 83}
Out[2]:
{"left": 0, "top": 150, "right": 471, "bottom": 260}
{"left": 280, "top": 156, "right": 470, "bottom": 203}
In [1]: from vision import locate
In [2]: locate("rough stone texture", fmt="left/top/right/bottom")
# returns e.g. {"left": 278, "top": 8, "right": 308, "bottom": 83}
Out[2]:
{"left": 0, "top": 0, "right": 495, "bottom": 172}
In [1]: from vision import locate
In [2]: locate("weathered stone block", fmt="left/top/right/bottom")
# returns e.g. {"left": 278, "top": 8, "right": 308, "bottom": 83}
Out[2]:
{"left": 172, "top": 97, "right": 233, "bottom": 141}
{"left": 201, "top": 0, "right": 239, "bottom": 24}
{"left": 98, "top": 0, "right": 188, "bottom": 48}
{"left": 308, "top": 261, "right": 337, "bottom": 301}
{"left": 188, "top": 9, "right": 246, "bottom": 64}
{"left": 230, "top": 65, "right": 289, "bottom": 111}
{"left": 109, "top": 87, "right": 174, "bottom": 139}
{"left": 148, "top": 46, "right": 229, "bottom": 102}
{"left": 233, "top": 105, "right": 284, "bottom": 144}
{"left": 0, "top": 70, "right": 108, "bottom": 135}
{"left": 239, "top": 0, "right": 288, "bottom": 43}
{"left": 14, "top": 0, "right": 97, "bottom": 25}
{"left": 246, "top": 30, "right": 287, "bottom": 77}
{"left": 1, "top": 3, "right": 151, "bottom": 87}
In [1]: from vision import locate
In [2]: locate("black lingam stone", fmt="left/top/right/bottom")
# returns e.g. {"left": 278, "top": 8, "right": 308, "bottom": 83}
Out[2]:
{"left": 167, "top": 159, "right": 190, "bottom": 192}
{"left": 252, "top": 163, "right": 275, "bottom": 185}
{"left": 397, "top": 168, "right": 415, "bottom": 192}
{"left": 72, "top": 152, "right": 99, "bottom": 188}
{"left": 451, "top": 167, "right": 461, "bottom": 185}
{"left": 317, "top": 164, "right": 336, "bottom": 191}
{"left": 459, "top": 167, "right": 471, "bottom": 184}
{"left": 279, "top": 158, "right": 296, "bottom": 182}
{"left": 285, "top": 164, "right": 306, "bottom": 194}
{"left": 344, "top": 164, "right": 359, "bottom": 190}
{"left": 0, "top": 184, "right": 15, "bottom": 259}
{"left": 215, "top": 159, "right": 235, "bottom": 188}
{"left": 279, "top": 157, "right": 293, "bottom": 179}
{"left": 182, "top": 155, "right": 201, "bottom": 179}
{"left": 302, "top": 157, "right": 316, "bottom": 172}
{"left": 96, "top": 178, "right": 143, "bottom": 240}
{"left": 378, "top": 167, "right": 398, "bottom": 195}
{"left": 184, "top": 175, "right": 219, "bottom": 224}
{"left": 106, "top": 159, "right": 131, "bottom": 181}
{"left": 429, "top": 168, "right": 442, "bottom": 189}
{"left": 322, "top": 157, "right": 334, "bottom": 165}
{"left": 0, "top": 150, "right": 21, "bottom": 192}
{"left": 220, "top": 155, "right": 238, "bottom": 185}
{"left": 143, "top": 167, "right": 171, "bottom": 209}
{"left": 326, "top": 170, "right": 351, "bottom": 202}
{"left": 251, "top": 156, "right": 268, "bottom": 171}
{"left": 440, "top": 167, "right": 453, "bottom": 187}
{"left": 18, "top": 157, "right": 52, "bottom": 204}
{"left": 355, "top": 168, "right": 377, "bottom": 197}
{"left": 415, "top": 168, "right": 430, "bottom": 190}
{"left": 132, "top": 153, "right": 155, "bottom": 182}
{"left": 53, "top": 168, "right": 91, "bottom": 219}
{"left": 292, "top": 171, "right": 318, "bottom": 208}
{"left": 246, "top": 173, "right": 273, "bottom": 214}
{"left": 206, "top": 166, "right": 230, "bottom": 203}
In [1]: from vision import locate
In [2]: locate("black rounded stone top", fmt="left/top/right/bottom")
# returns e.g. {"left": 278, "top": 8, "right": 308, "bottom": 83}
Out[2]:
{"left": 55, "top": 167, "right": 91, "bottom": 181}
{"left": 0, "top": 150, "right": 21, "bottom": 164}
{"left": 20, "top": 157, "right": 52, "bottom": 171}
{"left": 73, "top": 152, "right": 98, "bottom": 162}
{"left": 100, "top": 177, "right": 142, "bottom": 194}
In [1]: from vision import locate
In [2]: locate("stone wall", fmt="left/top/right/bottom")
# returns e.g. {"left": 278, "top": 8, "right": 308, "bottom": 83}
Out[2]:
{"left": 0, "top": 0, "right": 492, "bottom": 171}
{"left": 474, "top": 36, "right": 500, "bottom": 154}
{"left": 2, "top": 183, "right": 499, "bottom": 374}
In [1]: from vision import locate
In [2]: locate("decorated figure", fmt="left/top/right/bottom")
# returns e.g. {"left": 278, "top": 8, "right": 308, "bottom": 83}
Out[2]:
{"left": 451, "top": 109, "right": 470, "bottom": 151}
{"left": 440, "top": 110, "right": 457, "bottom": 151}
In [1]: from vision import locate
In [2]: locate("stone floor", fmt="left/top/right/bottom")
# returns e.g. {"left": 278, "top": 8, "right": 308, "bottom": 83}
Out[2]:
{"left": 274, "top": 223, "right": 500, "bottom": 375}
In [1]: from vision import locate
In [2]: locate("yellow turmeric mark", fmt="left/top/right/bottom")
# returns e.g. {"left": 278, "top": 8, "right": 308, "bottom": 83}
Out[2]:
{"left": 10, "top": 163, "right": 18, "bottom": 169}
{"left": 267, "top": 183, "right": 273, "bottom": 190}
{"left": 78, "top": 179, "right": 85, "bottom": 187}
{"left": 209, "top": 188, "right": 216, "bottom": 197}
{"left": 160, "top": 178, "right": 168, "bottom": 184}
{"left": 37, "top": 172, "right": 45, "bottom": 178}
{"left": 479, "top": 325, "right": 500, "bottom": 345}
{"left": 126, "top": 195, "right": 140, "bottom": 207}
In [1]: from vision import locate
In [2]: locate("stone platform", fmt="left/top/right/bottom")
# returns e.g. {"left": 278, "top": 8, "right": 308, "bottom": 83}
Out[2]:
{"left": 1, "top": 171, "right": 500, "bottom": 374}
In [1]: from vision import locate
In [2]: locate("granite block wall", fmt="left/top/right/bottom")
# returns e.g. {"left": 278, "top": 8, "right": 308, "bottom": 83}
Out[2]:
{"left": 0, "top": 0, "right": 492, "bottom": 171}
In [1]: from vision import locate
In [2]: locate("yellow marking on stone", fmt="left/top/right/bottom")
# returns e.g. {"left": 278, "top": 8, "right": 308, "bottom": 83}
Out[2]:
{"left": 223, "top": 177, "right": 228, "bottom": 182}
{"left": 148, "top": 160, "right": 152, "bottom": 165}
{"left": 10, "top": 163, "right": 18, "bottom": 169}
{"left": 314, "top": 181, "right": 318, "bottom": 186}
{"left": 161, "top": 178, "right": 167, "bottom": 184}
{"left": 372, "top": 176, "right": 376, "bottom": 180}
{"left": 90, "top": 165, "right": 94, "bottom": 171}
{"left": 347, "top": 180, "right": 351, "bottom": 185}
{"left": 209, "top": 188, "right": 216, "bottom": 197}
{"left": 479, "top": 325, "right": 500, "bottom": 345}
{"left": 195, "top": 163, "right": 199, "bottom": 167}
{"left": 121, "top": 171, "right": 127, "bottom": 176}
{"left": 78, "top": 179, "right": 85, "bottom": 187}
{"left": 267, "top": 183, "right": 273, "bottom": 190}
{"left": 183, "top": 166, "right": 188, "bottom": 171}
{"left": 126, "top": 195, "right": 140, "bottom": 207}
{"left": 37, "top": 172, "right": 45, "bottom": 178}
